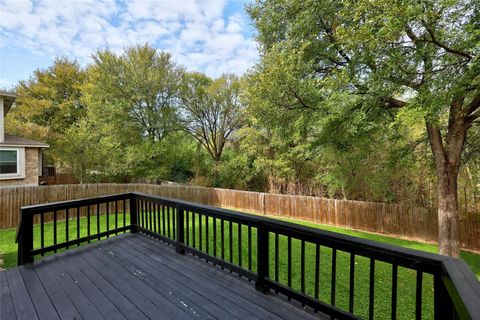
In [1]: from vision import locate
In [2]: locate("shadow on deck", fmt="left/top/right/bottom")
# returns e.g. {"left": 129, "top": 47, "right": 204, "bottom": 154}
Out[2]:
{"left": 1, "top": 233, "right": 321, "bottom": 320}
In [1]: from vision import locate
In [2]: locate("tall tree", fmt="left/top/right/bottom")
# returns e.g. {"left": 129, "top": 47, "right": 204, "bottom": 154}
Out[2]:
{"left": 7, "top": 57, "right": 86, "bottom": 164}
{"left": 247, "top": 0, "right": 480, "bottom": 256}
{"left": 78, "top": 44, "right": 190, "bottom": 181}
{"left": 179, "top": 73, "right": 243, "bottom": 162}
{"left": 85, "top": 44, "right": 182, "bottom": 142}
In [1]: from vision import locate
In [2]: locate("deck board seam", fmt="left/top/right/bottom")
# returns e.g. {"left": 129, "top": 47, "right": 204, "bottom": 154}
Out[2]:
{"left": 103, "top": 238, "right": 245, "bottom": 320}
{"left": 62, "top": 252, "right": 150, "bottom": 320}
{"left": 101, "top": 242, "right": 237, "bottom": 320}
{"left": 125, "top": 234, "right": 319, "bottom": 320}
{"left": 56, "top": 258, "right": 128, "bottom": 320}
{"left": 33, "top": 261, "right": 84, "bottom": 319}
{"left": 75, "top": 244, "right": 192, "bottom": 320}
{"left": 117, "top": 238, "right": 268, "bottom": 319}
{"left": 89, "top": 244, "right": 219, "bottom": 320}
{"left": 73, "top": 250, "right": 168, "bottom": 320}
{"left": 18, "top": 266, "right": 61, "bottom": 320}
{"left": 6, "top": 268, "right": 40, "bottom": 320}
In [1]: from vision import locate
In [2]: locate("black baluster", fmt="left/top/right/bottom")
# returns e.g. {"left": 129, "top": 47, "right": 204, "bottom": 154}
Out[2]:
{"left": 40, "top": 212, "right": 44, "bottom": 256}
{"left": 248, "top": 225, "right": 252, "bottom": 271}
{"left": 221, "top": 219, "right": 225, "bottom": 261}
{"left": 287, "top": 236, "right": 292, "bottom": 299}
{"left": 123, "top": 199, "right": 126, "bottom": 229}
{"left": 65, "top": 209, "right": 69, "bottom": 249}
{"left": 275, "top": 233, "right": 279, "bottom": 292}
{"left": 349, "top": 253, "right": 355, "bottom": 313}
{"left": 192, "top": 212, "right": 196, "bottom": 248}
{"left": 153, "top": 202, "right": 157, "bottom": 233}
{"left": 96, "top": 203, "right": 100, "bottom": 240}
{"left": 106, "top": 202, "right": 110, "bottom": 238}
{"left": 213, "top": 217, "right": 217, "bottom": 257}
{"left": 331, "top": 249, "right": 337, "bottom": 307}
{"left": 229, "top": 221, "right": 233, "bottom": 264}
{"left": 76, "top": 207, "right": 80, "bottom": 246}
{"left": 172, "top": 206, "right": 176, "bottom": 240}
{"left": 369, "top": 258, "right": 375, "bottom": 320}
{"left": 315, "top": 244, "right": 320, "bottom": 301}
{"left": 115, "top": 201, "right": 118, "bottom": 235}
{"left": 301, "top": 240, "right": 305, "bottom": 297}
{"left": 205, "top": 215, "right": 209, "bottom": 254}
{"left": 238, "top": 224, "right": 242, "bottom": 267}
{"left": 167, "top": 206, "right": 171, "bottom": 238}
{"left": 416, "top": 270, "right": 423, "bottom": 320}
{"left": 186, "top": 210, "right": 190, "bottom": 246}
{"left": 87, "top": 205, "right": 91, "bottom": 243}
{"left": 53, "top": 210, "right": 57, "bottom": 253}
{"left": 199, "top": 214, "right": 202, "bottom": 251}
{"left": 391, "top": 264, "right": 398, "bottom": 320}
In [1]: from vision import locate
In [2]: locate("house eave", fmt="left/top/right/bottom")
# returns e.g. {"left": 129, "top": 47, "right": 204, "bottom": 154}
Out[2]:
{"left": 0, "top": 144, "right": 49, "bottom": 148}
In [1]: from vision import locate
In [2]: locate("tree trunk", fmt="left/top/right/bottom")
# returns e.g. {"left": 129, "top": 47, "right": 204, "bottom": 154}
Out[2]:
{"left": 426, "top": 102, "right": 466, "bottom": 257}
{"left": 436, "top": 165, "right": 460, "bottom": 257}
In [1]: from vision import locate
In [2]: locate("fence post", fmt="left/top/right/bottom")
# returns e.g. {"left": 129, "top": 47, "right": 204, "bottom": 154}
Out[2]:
{"left": 130, "top": 195, "right": 138, "bottom": 233}
{"left": 256, "top": 223, "right": 270, "bottom": 293}
{"left": 17, "top": 209, "right": 34, "bottom": 266}
{"left": 176, "top": 207, "right": 185, "bottom": 254}
{"left": 434, "top": 273, "right": 454, "bottom": 319}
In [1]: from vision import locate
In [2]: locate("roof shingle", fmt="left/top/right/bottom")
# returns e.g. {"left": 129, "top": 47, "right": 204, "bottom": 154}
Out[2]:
{"left": 0, "top": 134, "right": 49, "bottom": 148}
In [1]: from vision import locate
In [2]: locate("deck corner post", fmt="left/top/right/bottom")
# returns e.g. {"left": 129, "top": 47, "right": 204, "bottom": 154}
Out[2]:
{"left": 176, "top": 207, "right": 185, "bottom": 254}
{"left": 255, "top": 223, "right": 270, "bottom": 294}
{"left": 130, "top": 195, "right": 138, "bottom": 233}
{"left": 18, "top": 209, "right": 34, "bottom": 266}
{"left": 434, "top": 272, "right": 454, "bottom": 319}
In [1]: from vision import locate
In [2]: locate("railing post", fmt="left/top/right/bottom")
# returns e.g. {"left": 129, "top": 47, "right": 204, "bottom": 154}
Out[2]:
{"left": 256, "top": 223, "right": 270, "bottom": 293}
{"left": 17, "top": 209, "right": 34, "bottom": 266}
{"left": 176, "top": 207, "right": 185, "bottom": 254}
{"left": 130, "top": 195, "right": 138, "bottom": 233}
{"left": 434, "top": 273, "right": 454, "bottom": 319}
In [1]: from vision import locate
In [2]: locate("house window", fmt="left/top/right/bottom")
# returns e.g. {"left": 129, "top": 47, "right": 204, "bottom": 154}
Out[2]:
{"left": 0, "top": 149, "right": 19, "bottom": 175}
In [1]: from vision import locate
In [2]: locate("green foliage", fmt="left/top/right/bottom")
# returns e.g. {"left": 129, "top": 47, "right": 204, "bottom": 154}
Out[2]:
{"left": 84, "top": 44, "right": 182, "bottom": 142}
{"left": 179, "top": 72, "right": 244, "bottom": 162}
{"left": 245, "top": 0, "right": 480, "bottom": 209}
{"left": 6, "top": 57, "right": 86, "bottom": 164}
{"left": 6, "top": 30, "right": 479, "bottom": 213}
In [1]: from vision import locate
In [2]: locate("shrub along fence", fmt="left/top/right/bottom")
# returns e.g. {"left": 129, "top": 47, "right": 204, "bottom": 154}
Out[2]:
{"left": 0, "top": 183, "right": 478, "bottom": 251}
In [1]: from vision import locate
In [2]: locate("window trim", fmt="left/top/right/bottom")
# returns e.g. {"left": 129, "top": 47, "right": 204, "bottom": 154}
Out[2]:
{"left": 0, "top": 147, "right": 25, "bottom": 180}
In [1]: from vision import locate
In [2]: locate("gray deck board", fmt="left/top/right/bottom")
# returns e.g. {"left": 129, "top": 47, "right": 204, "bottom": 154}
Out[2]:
{"left": 1, "top": 233, "right": 323, "bottom": 320}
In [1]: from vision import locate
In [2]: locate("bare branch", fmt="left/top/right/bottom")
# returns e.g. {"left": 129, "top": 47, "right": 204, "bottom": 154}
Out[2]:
{"left": 421, "top": 21, "right": 472, "bottom": 60}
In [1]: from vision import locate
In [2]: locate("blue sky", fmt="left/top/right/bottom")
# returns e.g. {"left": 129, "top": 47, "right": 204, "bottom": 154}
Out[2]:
{"left": 0, "top": 0, "right": 258, "bottom": 89}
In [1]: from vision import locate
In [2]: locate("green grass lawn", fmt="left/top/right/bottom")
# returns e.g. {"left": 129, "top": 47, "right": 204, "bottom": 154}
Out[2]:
{"left": 0, "top": 212, "right": 130, "bottom": 268}
{"left": 0, "top": 208, "right": 478, "bottom": 320}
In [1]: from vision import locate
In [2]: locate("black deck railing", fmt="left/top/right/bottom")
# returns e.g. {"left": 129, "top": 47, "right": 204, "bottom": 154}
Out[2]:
{"left": 16, "top": 192, "right": 480, "bottom": 319}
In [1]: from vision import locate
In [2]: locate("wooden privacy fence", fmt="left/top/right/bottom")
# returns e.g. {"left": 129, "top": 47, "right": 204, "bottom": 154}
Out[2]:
{"left": 1, "top": 183, "right": 479, "bottom": 251}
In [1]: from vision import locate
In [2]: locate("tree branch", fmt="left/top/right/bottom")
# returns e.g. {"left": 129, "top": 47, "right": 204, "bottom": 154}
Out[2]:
{"left": 465, "top": 94, "right": 480, "bottom": 115}
{"left": 426, "top": 122, "right": 447, "bottom": 168}
{"left": 383, "top": 97, "right": 407, "bottom": 109}
{"left": 422, "top": 21, "right": 472, "bottom": 60}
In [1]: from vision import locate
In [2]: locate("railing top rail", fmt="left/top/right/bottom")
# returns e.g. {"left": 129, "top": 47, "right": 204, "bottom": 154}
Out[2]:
{"left": 441, "top": 259, "right": 480, "bottom": 319}
{"left": 20, "top": 192, "right": 134, "bottom": 213}
{"left": 16, "top": 192, "right": 134, "bottom": 242}
{"left": 134, "top": 192, "right": 447, "bottom": 267}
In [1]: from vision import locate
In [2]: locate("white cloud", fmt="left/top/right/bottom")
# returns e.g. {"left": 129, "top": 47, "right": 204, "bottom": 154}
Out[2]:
{"left": 0, "top": 78, "right": 11, "bottom": 86}
{"left": 0, "top": 0, "right": 258, "bottom": 77}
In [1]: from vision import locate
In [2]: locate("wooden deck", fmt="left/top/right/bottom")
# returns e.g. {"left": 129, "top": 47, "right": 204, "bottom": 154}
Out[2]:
{"left": 1, "top": 233, "right": 322, "bottom": 320}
